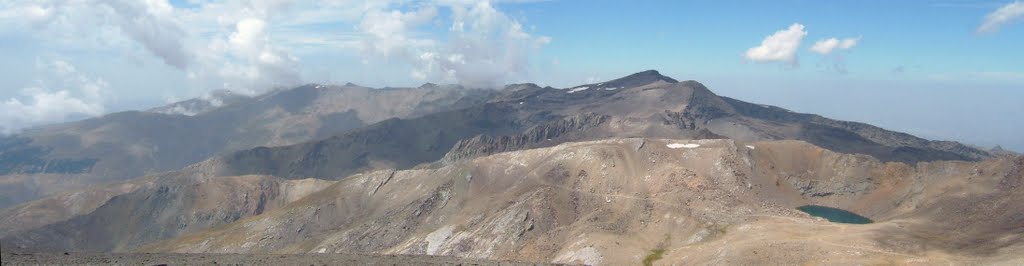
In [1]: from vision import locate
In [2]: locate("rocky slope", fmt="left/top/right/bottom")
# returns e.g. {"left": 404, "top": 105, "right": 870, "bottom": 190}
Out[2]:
{"left": 0, "top": 175, "right": 160, "bottom": 237}
{"left": 0, "top": 84, "right": 493, "bottom": 208}
{"left": 127, "top": 139, "right": 1021, "bottom": 265}
{"left": 1, "top": 174, "right": 333, "bottom": 252}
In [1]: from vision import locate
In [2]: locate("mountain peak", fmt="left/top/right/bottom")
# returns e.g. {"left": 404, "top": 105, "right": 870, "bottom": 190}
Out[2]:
{"left": 419, "top": 82, "right": 439, "bottom": 88}
{"left": 417, "top": 83, "right": 467, "bottom": 90}
{"left": 585, "top": 70, "right": 678, "bottom": 90}
{"left": 679, "top": 80, "right": 711, "bottom": 91}
{"left": 619, "top": 70, "right": 678, "bottom": 83}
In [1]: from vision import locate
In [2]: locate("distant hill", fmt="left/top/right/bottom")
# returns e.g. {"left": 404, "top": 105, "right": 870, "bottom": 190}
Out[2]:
{"left": 0, "top": 84, "right": 494, "bottom": 208}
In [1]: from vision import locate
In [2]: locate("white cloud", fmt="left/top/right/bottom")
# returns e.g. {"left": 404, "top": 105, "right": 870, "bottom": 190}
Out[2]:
{"left": 24, "top": 5, "right": 55, "bottom": 26}
{"left": 744, "top": 23, "right": 807, "bottom": 66}
{"left": 0, "top": 60, "right": 108, "bottom": 133}
{"left": 810, "top": 37, "right": 860, "bottom": 55}
{"left": 186, "top": 17, "right": 300, "bottom": 94}
{"left": 102, "top": 0, "right": 191, "bottom": 69}
{"left": 0, "top": 0, "right": 302, "bottom": 96}
{"left": 809, "top": 36, "right": 861, "bottom": 74}
{"left": 0, "top": 0, "right": 191, "bottom": 69}
{"left": 0, "top": 0, "right": 550, "bottom": 107}
{"left": 810, "top": 38, "right": 838, "bottom": 54}
{"left": 978, "top": 1, "right": 1024, "bottom": 33}
{"left": 359, "top": 6, "right": 439, "bottom": 58}
{"left": 839, "top": 38, "right": 859, "bottom": 49}
{"left": 357, "top": 0, "right": 552, "bottom": 88}
{"left": 0, "top": 3, "right": 55, "bottom": 29}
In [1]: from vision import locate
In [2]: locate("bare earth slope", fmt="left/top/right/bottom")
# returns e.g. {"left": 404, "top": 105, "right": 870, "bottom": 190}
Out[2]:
{"left": 132, "top": 139, "right": 1022, "bottom": 265}
{"left": 2, "top": 174, "right": 335, "bottom": 252}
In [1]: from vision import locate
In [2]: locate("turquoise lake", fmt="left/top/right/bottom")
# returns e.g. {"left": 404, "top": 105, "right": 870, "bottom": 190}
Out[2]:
{"left": 797, "top": 205, "right": 873, "bottom": 224}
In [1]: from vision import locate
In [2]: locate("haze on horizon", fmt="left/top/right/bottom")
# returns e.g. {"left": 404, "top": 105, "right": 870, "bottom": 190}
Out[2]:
{"left": 1, "top": 0, "right": 1021, "bottom": 151}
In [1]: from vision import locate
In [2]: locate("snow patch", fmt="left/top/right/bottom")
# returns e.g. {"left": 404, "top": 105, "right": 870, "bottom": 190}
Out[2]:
{"left": 603, "top": 87, "right": 621, "bottom": 90}
{"left": 745, "top": 145, "right": 756, "bottom": 150}
{"left": 567, "top": 86, "right": 589, "bottom": 93}
{"left": 667, "top": 143, "right": 700, "bottom": 149}
{"left": 156, "top": 104, "right": 200, "bottom": 116}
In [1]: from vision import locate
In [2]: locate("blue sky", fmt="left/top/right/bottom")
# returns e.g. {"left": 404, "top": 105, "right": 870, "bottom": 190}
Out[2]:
{"left": 506, "top": 0, "right": 1023, "bottom": 84}
{"left": 0, "top": 0, "right": 1022, "bottom": 151}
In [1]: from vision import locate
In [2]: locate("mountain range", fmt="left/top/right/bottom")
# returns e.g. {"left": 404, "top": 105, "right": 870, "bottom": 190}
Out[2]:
{"left": 1, "top": 70, "right": 1020, "bottom": 265}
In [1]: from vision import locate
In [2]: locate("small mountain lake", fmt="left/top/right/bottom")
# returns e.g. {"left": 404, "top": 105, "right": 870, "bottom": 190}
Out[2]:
{"left": 797, "top": 205, "right": 873, "bottom": 224}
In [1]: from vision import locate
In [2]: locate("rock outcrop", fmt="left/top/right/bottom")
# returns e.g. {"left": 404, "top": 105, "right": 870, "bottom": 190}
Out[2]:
{"left": 443, "top": 113, "right": 610, "bottom": 162}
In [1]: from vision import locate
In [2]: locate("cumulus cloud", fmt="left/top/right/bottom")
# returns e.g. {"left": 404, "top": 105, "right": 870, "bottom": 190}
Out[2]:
{"left": 810, "top": 37, "right": 860, "bottom": 55}
{"left": 1, "top": 0, "right": 191, "bottom": 69}
{"left": 102, "top": 0, "right": 190, "bottom": 69}
{"left": 357, "top": 0, "right": 551, "bottom": 88}
{"left": 978, "top": 1, "right": 1024, "bottom": 33}
{"left": 359, "top": 6, "right": 439, "bottom": 58}
{"left": 0, "top": 60, "right": 108, "bottom": 133}
{"left": 0, "top": 0, "right": 550, "bottom": 108}
{"left": 809, "top": 36, "right": 861, "bottom": 74}
{"left": 190, "top": 17, "right": 301, "bottom": 93}
{"left": 744, "top": 23, "right": 807, "bottom": 66}
{"left": 0, "top": 0, "right": 301, "bottom": 95}
{"left": 0, "top": 3, "right": 54, "bottom": 29}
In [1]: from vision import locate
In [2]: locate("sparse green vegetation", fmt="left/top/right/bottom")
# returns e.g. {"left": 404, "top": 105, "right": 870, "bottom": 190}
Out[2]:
{"left": 642, "top": 249, "right": 666, "bottom": 266}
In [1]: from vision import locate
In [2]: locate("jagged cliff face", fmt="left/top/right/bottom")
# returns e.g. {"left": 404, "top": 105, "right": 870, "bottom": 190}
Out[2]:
{"left": 0, "top": 84, "right": 494, "bottom": 208}
{"left": 131, "top": 139, "right": 1021, "bottom": 265}
{"left": 442, "top": 114, "right": 611, "bottom": 162}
